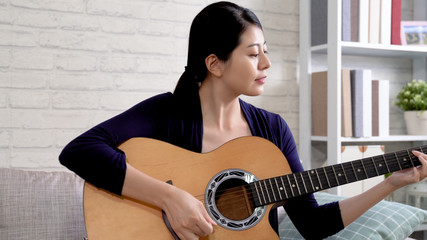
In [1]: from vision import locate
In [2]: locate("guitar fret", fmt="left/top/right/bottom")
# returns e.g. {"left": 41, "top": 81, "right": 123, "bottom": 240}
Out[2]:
{"left": 407, "top": 150, "right": 415, "bottom": 167}
{"left": 322, "top": 168, "right": 331, "bottom": 188}
{"left": 341, "top": 162, "right": 355, "bottom": 183}
{"left": 350, "top": 161, "right": 358, "bottom": 181}
{"left": 353, "top": 160, "right": 365, "bottom": 180}
{"left": 360, "top": 159, "right": 368, "bottom": 178}
{"left": 382, "top": 154, "right": 391, "bottom": 172}
{"left": 286, "top": 175, "right": 295, "bottom": 197}
{"left": 280, "top": 176, "right": 289, "bottom": 199}
{"left": 263, "top": 180, "right": 272, "bottom": 203}
{"left": 300, "top": 172, "right": 308, "bottom": 194}
{"left": 329, "top": 166, "right": 339, "bottom": 186}
{"left": 244, "top": 144, "right": 426, "bottom": 207}
{"left": 314, "top": 169, "right": 323, "bottom": 190}
{"left": 293, "top": 174, "right": 302, "bottom": 195}
{"left": 363, "top": 158, "right": 375, "bottom": 178}
{"left": 323, "top": 167, "right": 338, "bottom": 187}
{"left": 394, "top": 153, "right": 403, "bottom": 170}
{"left": 373, "top": 156, "right": 385, "bottom": 175}
{"left": 268, "top": 179, "right": 277, "bottom": 202}
{"left": 400, "top": 151, "right": 412, "bottom": 169}
{"left": 332, "top": 165, "right": 346, "bottom": 185}
{"left": 274, "top": 177, "right": 283, "bottom": 200}
{"left": 307, "top": 170, "right": 316, "bottom": 192}
{"left": 248, "top": 184, "right": 258, "bottom": 206}
{"left": 257, "top": 181, "right": 267, "bottom": 205}
{"left": 340, "top": 164, "right": 349, "bottom": 183}
{"left": 385, "top": 153, "right": 401, "bottom": 172}
{"left": 371, "top": 157, "right": 379, "bottom": 176}
{"left": 253, "top": 182, "right": 263, "bottom": 206}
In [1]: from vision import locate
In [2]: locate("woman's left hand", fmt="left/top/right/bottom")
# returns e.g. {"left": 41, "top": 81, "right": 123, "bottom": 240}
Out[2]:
{"left": 385, "top": 151, "right": 427, "bottom": 190}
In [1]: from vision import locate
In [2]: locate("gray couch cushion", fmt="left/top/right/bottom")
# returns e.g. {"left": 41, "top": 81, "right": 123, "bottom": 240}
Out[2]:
{"left": 0, "top": 168, "right": 87, "bottom": 240}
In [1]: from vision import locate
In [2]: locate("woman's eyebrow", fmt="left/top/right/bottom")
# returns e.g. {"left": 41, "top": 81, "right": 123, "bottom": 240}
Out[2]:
{"left": 247, "top": 41, "right": 267, "bottom": 48}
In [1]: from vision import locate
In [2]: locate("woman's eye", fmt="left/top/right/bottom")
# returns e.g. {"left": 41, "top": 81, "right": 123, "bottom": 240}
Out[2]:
{"left": 251, "top": 54, "right": 259, "bottom": 57}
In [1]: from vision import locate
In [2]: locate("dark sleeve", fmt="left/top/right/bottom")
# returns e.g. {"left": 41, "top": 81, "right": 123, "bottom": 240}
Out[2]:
{"left": 276, "top": 116, "right": 345, "bottom": 239}
{"left": 58, "top": 94, "right": 165, "bottom": 195}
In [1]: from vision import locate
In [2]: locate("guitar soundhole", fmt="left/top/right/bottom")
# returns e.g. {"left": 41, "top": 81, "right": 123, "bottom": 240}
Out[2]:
{"left": 215, "top": 178, "right": 255, "bottom": 221}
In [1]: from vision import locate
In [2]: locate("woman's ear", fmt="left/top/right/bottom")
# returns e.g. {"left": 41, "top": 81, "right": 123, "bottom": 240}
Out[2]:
{"left": 205, "top": 54, "right": 223, "bottom": 78}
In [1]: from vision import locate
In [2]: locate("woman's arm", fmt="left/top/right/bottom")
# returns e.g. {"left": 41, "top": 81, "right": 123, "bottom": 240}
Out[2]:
{"left": 339, "top": 150, "right": 427, "bottom": 226}
{"left": 59, "top": 94, "right": 166, "bottom": 194}
{"left": 122, "top": 163, "right": 216, "bottom": 239}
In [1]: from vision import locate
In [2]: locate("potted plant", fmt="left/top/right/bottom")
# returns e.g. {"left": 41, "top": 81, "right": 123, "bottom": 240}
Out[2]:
{"left": 395, "top": 79, "right": 427, "bottom": 135}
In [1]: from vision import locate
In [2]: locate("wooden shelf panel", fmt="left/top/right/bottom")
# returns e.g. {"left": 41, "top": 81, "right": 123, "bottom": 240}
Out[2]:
{"left": 311, "top": 135, "right": 427, "bottom": 143}
{"left": 312, "top": 42, "right": 427, "bottom": 58}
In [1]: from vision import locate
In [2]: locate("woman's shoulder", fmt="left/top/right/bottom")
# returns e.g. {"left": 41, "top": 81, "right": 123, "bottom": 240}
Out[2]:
{"left": 143, "top": 92, "right": 174, "bottom": 103}
{"left": 130, "top": 92, "right": 175, "bottom": 110}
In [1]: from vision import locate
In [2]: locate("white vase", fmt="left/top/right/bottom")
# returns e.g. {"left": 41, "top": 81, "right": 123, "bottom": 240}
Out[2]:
{"left": 404, "top": 111, "right": 427, "bottom": 135}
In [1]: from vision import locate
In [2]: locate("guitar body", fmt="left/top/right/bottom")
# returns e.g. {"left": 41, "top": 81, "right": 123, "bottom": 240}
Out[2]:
{"left": 84, "top": 136, "right": 292, "bottom": 239}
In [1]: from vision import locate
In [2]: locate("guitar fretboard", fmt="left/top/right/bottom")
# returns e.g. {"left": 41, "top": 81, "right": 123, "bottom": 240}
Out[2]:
{"left": 249, "top": 145, "right": 426, "bottom": 207}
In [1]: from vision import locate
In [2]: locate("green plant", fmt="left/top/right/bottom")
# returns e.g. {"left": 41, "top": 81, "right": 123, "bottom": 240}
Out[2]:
{"left": 395, "top": 79, "right": 427, "bottom": 111}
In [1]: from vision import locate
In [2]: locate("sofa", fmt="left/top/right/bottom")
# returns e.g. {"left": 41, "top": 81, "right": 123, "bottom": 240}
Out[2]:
{"left": 0, "top": 168, "right": 87, "bottom": 240}
{"left": 1, "top": 167, "right": 427, "bottom": 240}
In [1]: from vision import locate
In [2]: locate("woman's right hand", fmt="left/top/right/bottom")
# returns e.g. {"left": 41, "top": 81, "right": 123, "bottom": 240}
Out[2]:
{"left": 161, "top": 186, "right": 216, "bottom": 240}
{"left": 122, "top": 164, "right": 216, "bottom": 240}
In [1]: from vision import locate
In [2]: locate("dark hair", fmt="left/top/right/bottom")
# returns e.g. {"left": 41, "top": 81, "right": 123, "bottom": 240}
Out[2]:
{"left": 173, "top": 1, "right": 262, "bottom": 100}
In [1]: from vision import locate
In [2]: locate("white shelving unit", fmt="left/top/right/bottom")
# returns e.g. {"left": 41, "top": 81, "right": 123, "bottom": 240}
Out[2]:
{"left": 299, "top": 0, "right": 427, "bottom": 194}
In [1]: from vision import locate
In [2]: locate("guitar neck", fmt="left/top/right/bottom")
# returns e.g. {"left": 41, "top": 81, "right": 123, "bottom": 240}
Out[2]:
{"left": 250, "top": 145, "right": 427, "bottom": 207}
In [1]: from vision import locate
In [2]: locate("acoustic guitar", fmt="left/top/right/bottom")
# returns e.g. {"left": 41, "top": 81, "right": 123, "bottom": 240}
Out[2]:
{"left": 83, "top": 136, "right": 425, "bottom": 239}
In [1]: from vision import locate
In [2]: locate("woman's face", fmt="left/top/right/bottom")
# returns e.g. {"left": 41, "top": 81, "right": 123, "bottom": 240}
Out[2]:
{"left": 220, "top": 25, "right": 271, "bottom": 97}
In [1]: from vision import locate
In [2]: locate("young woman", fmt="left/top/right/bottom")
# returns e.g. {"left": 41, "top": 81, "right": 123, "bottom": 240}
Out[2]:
{"left": 59, "top": 2, "right": 427, "bottom": 239}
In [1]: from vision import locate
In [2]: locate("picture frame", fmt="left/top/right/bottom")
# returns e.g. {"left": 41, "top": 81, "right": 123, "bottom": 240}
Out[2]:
{"left": 400, "top": 21, "right": 427, "bottom": 46}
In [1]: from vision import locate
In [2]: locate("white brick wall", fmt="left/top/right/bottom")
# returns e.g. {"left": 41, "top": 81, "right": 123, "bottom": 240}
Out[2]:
{"left": 0, "top": 0, "right": 300, "bottom": 170}
{"left": 1, "top": 0, "right": 415, "bottom": 171}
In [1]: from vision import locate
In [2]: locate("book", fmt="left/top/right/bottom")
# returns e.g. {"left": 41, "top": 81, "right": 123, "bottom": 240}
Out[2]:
{"left": 350, "top": 0, "right": 359, "bottom": 42}
{"left": 372, "top": 80, "right": 380, "bottom": 136}
{"left": 380, "top": 0, "right": 392, "bottom": 45}
{"left": 369, "top": 0, "right": 381, "bottom": 44}
{"left": 312, "top": 71, "right": 328, "bottom": 136}
{"left": 351, "top": 70, "right": 363, "bottom": 137}
{"left": 378, "top": 80, "right": 390, "bottom": 136}
{"left": 342, "top": 69, "right": 352, "bottom": 137}
{"left": 372, "top": 79, "right": 390, "bottom": 136}
{"left": 391, "top": 0, "right": 402, "bottom": 45}
{"left": 342, "top": 0, "right": 351, "bottom": 42}
{"left": 311, "top": 0, "right": 328, "bottom": 46}
{"left": 351, "top": 69, "right": 372, "bottom": 138}
{"left": 359, "top": 0, "right": 369, "bottom": 43}
{"left": 311, "top": 70, "right": 352, "bottom": 137}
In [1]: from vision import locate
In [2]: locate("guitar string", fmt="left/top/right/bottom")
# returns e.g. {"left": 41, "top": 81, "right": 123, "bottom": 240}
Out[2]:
{"left": 193, "top": 147, "right": 426, "bottom": 204}
{"left": 190, "top": 160, "right": 415, "bottom": 214}
{"left": 191, "top": 160, "right": 417, "bottom": 211}
{"left": 189, "top": 147, "right": 426, "bottom": 209}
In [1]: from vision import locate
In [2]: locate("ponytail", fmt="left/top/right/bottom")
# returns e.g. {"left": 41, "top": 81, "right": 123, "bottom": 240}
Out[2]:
{"left": 173, "top": 67, "right": 199, "bottom": 99}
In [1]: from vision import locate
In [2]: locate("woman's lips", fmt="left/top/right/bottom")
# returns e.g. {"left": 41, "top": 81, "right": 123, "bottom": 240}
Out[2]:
{"left": 256, "top": 77, "right": 267, "bottom": 84}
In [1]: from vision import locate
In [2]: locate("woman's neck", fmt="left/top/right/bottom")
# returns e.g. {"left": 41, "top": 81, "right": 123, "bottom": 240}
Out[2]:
{"left": 198, "top": 77, "right": 252, "bottom": 153}
{"left": 199, "top": 78, "right": 242, "bottom": 131}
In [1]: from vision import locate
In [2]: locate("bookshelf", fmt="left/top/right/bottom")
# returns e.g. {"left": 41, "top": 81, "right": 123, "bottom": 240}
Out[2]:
{"left": 312, "top": 135, "right": 427, "bottom": 143}
{"left": 312, "top": 42, "right": 427, "bottom": 58}
{"left": 299, "top": 0, "right": 427, "bottom": 195}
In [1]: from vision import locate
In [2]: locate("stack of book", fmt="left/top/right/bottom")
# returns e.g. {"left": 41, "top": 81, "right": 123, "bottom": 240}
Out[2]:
{"left": 311, "top": 0, "right": 402, "bottom": 46}
{"left": 311, "top": 70, "right": 389, "bottom": 138}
